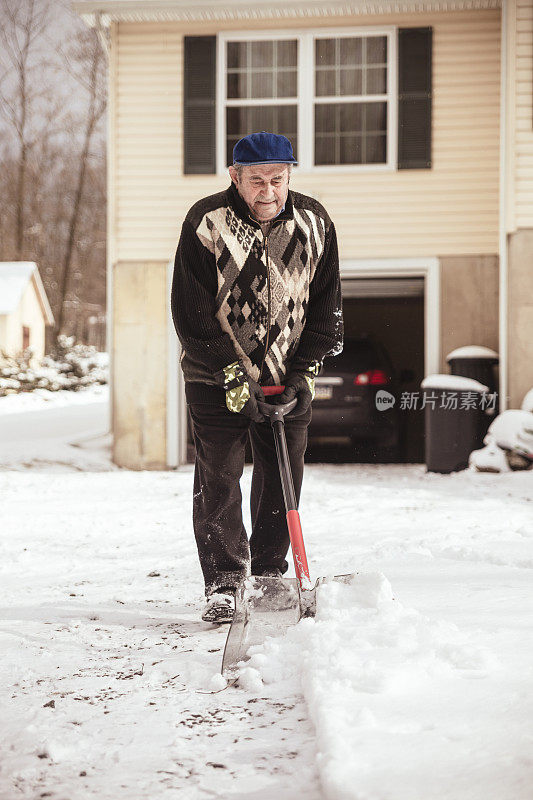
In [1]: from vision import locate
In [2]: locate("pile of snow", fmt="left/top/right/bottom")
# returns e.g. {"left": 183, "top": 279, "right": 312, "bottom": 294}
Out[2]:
{"left": 238, "top": 572, "right": 496, "bottom": 800}
{"left": 470, "top": 397, "right": 533, "bottom": 473}
{"left": 469, "top": 438, "right": 511, "bottom": 473}
{"left": 487, "top": 410, "right": 533, "bottom": 456}
{"left": 0, "top": 335, "right": 108, "bottom": 397}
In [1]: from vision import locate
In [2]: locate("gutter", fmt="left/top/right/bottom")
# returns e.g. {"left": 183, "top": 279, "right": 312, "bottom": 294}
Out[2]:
{"left": 104, "top": 21, "right": 116, "bottom": 444}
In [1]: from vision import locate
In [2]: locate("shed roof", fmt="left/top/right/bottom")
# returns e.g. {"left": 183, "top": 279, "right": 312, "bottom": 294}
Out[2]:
{"left": 0, "top": 262, "right": 55, "bottom": 325}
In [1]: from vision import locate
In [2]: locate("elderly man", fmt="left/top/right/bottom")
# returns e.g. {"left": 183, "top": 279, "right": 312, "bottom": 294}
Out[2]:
{"left": 171, "top": 132, "right": 342, "bottom": 622}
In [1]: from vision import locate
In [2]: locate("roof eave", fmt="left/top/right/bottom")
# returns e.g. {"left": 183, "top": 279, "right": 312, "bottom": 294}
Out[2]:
{"left": 31, "top": 270, "right": 55, "bottom": 326}
{"left": 72, "top": 0, "right": 501, "bottom": 26}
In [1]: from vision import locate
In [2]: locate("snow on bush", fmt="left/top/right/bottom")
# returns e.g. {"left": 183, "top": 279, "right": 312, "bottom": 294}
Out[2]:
{"left": 521, "top": 387, "right": 533, "bottom": 414}
{"left": 0, "top": 336, "right": 108, "bottom": 397}
{"left": 470, "top": 400, "right": 533, "bottom": 472}
{"left": 488, "top": 409, "right": 533, "bottom": 456}
{"left": 469, "top": 439, "right": 511, "bottom": 473}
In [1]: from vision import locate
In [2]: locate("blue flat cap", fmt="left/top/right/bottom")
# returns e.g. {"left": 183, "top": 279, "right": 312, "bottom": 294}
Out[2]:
{"left": 233, "top": 132, "right": 297, "bottom": 166}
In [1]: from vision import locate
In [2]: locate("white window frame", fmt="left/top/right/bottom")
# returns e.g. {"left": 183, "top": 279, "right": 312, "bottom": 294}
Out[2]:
{"left": 216, "top": 27, "right": 397, "bottom": 176}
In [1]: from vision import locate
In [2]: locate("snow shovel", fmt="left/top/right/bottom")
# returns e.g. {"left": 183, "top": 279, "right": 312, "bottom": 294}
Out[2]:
{"left": 221, "top": 386, "right": 355, "bottom": 677}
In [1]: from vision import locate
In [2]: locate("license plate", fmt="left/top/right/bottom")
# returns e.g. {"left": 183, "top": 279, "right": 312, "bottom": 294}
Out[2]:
{"left": 314, "top": 385, "right": 333, "bottom": 400}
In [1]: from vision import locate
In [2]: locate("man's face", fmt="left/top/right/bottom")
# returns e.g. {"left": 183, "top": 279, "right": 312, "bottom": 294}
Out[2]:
{"left": 229, "top": 163, "right": 290, "bottom": 222}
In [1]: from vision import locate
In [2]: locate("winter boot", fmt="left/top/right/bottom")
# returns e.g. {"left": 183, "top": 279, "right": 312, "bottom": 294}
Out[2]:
{"left": 253, "top": 568, "right": 283, "bottom": 579}
{"left": 201, "top": 589, "right": 235, "bottom": 624}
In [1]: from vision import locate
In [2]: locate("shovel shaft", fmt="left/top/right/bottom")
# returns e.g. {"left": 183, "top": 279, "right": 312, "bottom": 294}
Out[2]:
{"left": 272, "top": 419, "right": 297, "bottom": 511}
{"left": 271, "top": 419, "right": 311, "bottom": 587}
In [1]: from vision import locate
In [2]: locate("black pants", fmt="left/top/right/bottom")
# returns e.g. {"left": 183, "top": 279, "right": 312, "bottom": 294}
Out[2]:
{"left": 188, "top": 403, "right": 311, "bottom": 596}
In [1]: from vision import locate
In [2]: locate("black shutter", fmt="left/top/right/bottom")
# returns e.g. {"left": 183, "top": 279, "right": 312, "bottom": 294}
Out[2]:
{"left": 398, "top": 27, "right": 432, "bottom": 169}
{"left": 184, "top": 36, "right": 216, "bottom": 175}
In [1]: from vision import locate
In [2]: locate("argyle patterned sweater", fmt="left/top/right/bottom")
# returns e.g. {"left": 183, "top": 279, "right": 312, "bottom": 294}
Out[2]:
{"left": 171, "top": 182, "right": 343, "bottom": 404}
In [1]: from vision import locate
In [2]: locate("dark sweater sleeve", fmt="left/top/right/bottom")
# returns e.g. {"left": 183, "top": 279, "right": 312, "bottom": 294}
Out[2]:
{"left": 292, "top": 220, "right": 344, "bottom": 365}
{"left": 171, "top": 219, "right": 238, "bottom": 372}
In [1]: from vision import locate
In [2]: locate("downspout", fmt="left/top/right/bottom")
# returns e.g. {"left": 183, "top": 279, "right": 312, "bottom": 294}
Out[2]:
{"left": 104, "top": 18, "right": 116, "bottom": 443}
{"left": 498, "top": 1, "right": 508, "bottom": 412}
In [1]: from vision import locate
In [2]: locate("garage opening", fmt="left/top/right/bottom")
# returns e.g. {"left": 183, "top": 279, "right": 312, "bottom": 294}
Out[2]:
{"left": 306, "top": 276, "right": 425, "bottom": 463}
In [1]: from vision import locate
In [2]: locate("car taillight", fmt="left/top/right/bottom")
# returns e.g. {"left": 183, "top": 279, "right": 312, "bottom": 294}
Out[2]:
{"left": 354, "top": 370, "right": 389, "bottom": 386}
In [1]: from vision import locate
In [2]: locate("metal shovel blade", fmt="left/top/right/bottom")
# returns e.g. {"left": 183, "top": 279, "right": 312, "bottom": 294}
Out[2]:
{"left": 221, "top": 573, "right": 356, "bottom": 676}
{"left": 222, "top": 576, "right": 300, "bottom": 677}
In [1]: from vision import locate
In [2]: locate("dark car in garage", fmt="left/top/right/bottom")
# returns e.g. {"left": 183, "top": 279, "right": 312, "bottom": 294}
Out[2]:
{"left": 308, "top": 335, "right": 404, "bottom": 460}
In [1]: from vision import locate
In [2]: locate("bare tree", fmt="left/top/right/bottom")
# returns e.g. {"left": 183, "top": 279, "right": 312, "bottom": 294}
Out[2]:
{"left": 0, "top": 0, "right": 59, "bottom": 259}
{"left": 53, "top": 25, "right": 106, "bottom": 339}
{"left": 0, "top": 0, "right": 107, "bottom": 349}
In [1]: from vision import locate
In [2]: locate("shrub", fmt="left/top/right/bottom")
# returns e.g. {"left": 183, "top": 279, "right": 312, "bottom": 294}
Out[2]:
{"left": 0, "top": 335, "right": 108, "bottom": 397}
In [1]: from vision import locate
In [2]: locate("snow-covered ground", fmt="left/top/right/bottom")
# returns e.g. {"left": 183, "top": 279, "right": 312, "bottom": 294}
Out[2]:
{"left": 0, "top": 385, "right": 113, "bottom": 472}
{"left": 0, "top": 384, "right": 109, "bottom": 417}
{"left": 1, "top": 392, "right": 532, "bottom": 799}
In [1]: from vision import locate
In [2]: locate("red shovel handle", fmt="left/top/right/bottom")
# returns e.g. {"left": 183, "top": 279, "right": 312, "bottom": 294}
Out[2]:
{"left": 262, "top": 385, "right": 285, "bottom": 396}
{"left": 287, "top": 509, "right": 311, "bottom": 586}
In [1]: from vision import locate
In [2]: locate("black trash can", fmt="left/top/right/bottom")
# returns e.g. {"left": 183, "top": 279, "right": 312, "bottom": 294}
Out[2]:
{"left": 421, "top": 374, "right": 490, "bottom": 473}
{"left": 447, "top": 345, "right": 499, "bottom": 398}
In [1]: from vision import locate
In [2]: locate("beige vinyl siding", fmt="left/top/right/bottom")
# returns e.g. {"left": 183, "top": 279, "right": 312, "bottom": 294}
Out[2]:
{"left": 114, "top": 10, "right": 500, "bottom": 262}
{"left": 514, "top": 0, "right": 533, "bottom": 228}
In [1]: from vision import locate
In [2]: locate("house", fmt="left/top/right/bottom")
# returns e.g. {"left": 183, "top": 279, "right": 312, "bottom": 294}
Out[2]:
{"left": 0, "top": 262, "right": 54, "bottom": 362}
{"left": 72, "top": 0, "right": 533, "bottom": 470}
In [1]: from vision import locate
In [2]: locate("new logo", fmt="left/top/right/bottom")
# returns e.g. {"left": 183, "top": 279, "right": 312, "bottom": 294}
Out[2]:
{"left": 375, "top": 390, "right": 396, "bottom": 410}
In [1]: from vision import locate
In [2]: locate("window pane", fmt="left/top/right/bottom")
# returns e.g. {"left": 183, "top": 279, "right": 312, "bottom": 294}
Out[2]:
{"left": 251, "top": 71, "right": 274, "bottom": 98}
{"left": 315, "top": 136, "right": 335, "bottom": 165}
{"left": 340, "top": 134, "right": 362, "bottom": 164}
{"left": 227, "top": 72, "right": 248, "bottom": 99}
{"left": 366, "top": 67, "right": 387, "bottom": 95}
{"left": 365, "top": 102, "right": 387, "bottom": 131}
{"left": 314, "top": 102, "right": 387, "bottom": 165}
{"left": 251, "top": 40, "right": 274, "bottom": 68}
{"left": 227, "top": 40, "right": 297, "bottom": 102}
{"left": 315, "top": 103, "right": 336, "bottom": 134}
{"left": 277, "top": 70, "right": 297, "bottom": 98}
{"left": 316, "top": 69, "right": 336, "bottom": 97}
{"left": 339, "top": 103, "right": 362, "bottom": 132}
{"left": 250, "top": 106, "right": 275, "bottom": 131}
{"left": 339, "top": 37, "right": 362, "bottom": 66}
{"left": 340, "top": 68, "right": 362, "bottom": 96}
{"left": 278, "top": 104, "right": 296, "bottom": 132}
{"left": 367, "top": 36, "right": 387, "bottom": 64}
{"left": 227, "top": 41, "right": 247, "bottom": 69}
{"left": 315, "top": 35, "right": 389, "bottom": 100}
{"left": 365, "top": 134, "right": 387, "bottom": 163}
{"left": 226, "top": 106, "right": 248, "bottom": 135}
{"left": 277, "top": 40, "right": 297, "bottom": 67}
{"left": 315, "top": 38, "right": 335, "bottom": 66}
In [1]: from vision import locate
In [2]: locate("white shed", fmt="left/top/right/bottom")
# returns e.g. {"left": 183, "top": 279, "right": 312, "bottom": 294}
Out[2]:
{"left": 0, "top": 262, "right": 54, "bottom": 361}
